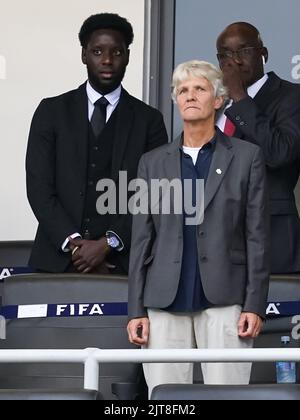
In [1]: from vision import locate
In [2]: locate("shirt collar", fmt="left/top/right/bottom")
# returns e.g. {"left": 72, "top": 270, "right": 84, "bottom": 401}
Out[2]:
{"left": 180, "top": 134, "right": 217, "bottom": 152}
{"left": 223, "top": 73, "right": 269, "bottom": 110}
{"left": 247, "top": 74, "right": 269, "bottom": 99}
{"left": 86, "top": 81, "right": 122, "bottom": 106}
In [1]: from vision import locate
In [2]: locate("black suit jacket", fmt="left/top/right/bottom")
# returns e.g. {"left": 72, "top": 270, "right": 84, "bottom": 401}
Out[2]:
{"left": 26, "top": 83, "right": 168, "bottom": 273}
{"left": 226, "top": 72, "right": 300, "bottom": 273}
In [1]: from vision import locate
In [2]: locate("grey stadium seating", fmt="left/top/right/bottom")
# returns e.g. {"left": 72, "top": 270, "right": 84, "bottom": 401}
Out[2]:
{"left": 192, "top": 275, "right": 300, "bottom": 384}
{"left": 0, "top": 241, "right": 34, "bottom": 305}
{"left": 151, "top": 384, "right": 300, "bottom": 400}
{"left": 0, "top": 270, "right": 299, "bottom": 399}
{"left": 0, "top": 274, "right": 141, "bottom": 400}
{"left": 0, "top": 389, "right": 103, "bottom": 400}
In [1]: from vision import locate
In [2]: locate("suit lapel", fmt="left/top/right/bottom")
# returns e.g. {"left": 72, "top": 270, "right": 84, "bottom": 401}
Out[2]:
{"left": 164, "top": 135, "right": 183, "bottom": 227}
{"left": 111, "top": 88, "right": 134, "bottom": 181}
{"left": 73, "top": 83, "right": 89, "bottom": 180}
{"left": 73, "top": 85, "right": 136, "bottom": 182}
{"left": 204, "top": 130, "right": 234, "bottom": 211}
{"left": 232, "top": 72, "right": 280, "bottom": 139}
{"left": 253, "top": 71, "right": 280, "bottom": 109}
{"left": 164, "top": 132, "right": 234, "bottom": 216}
{"left": 164, "top": 135, "right": 182, "bottom": 180}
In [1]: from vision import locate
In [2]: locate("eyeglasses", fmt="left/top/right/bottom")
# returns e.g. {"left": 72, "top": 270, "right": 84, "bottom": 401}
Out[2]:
{"left": 217, "top": 47, "right": 262, "bottom": 62}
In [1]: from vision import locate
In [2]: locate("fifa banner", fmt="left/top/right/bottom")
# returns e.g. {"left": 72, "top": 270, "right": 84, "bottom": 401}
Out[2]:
{"left": 0, "top": 267, "right": 35, "bottom": 281}
{"left": 1, "top": 268, "right": 300, "bottom": 319}
{"left": 0, "top": 302, "right": 300, "bottom": 320}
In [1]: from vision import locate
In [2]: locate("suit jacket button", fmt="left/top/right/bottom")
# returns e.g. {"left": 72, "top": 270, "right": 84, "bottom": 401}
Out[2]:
{"left": 200, "top": 255, "right": 207, "bottom": 262}
{"left": 199, "top": 231, "right": 205, "bottom": 237}
{"left": 79, "top": 191, "right": 84, "bottom": 197}
{"left": 235, "top": 116, "right": 241, "bottom": 121}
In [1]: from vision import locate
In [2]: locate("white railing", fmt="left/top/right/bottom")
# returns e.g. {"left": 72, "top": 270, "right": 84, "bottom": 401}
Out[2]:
{"left": 0, "top": 348, "right": 300, "bottom": 391}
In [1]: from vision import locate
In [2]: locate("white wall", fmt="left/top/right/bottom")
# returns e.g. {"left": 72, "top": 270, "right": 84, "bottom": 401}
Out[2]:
{"left": 0, "top": 0, "right": 145, "bottom": 240}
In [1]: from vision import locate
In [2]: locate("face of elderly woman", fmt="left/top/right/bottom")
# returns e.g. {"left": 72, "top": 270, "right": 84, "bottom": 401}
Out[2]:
{"left": 176, "top": 76, "right": 223, "bottom": 124}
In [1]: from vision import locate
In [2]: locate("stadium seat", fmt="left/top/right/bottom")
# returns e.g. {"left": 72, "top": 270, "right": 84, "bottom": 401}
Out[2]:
{"left": 0, "top": 241, "right": 33, "bottom": 265}
{"left": 0, "top": 241, "right": 34, "bottom": 305}
{"left": 1, "top": 273, "right": 299, "bottom": 398}
{"left": 0, "top": 389, "right": 103, "bottom": 400}
{"left": 193, "top": 274, "right": 300, "bottom": 384}
{"left": 0, "top": 274, "right": 142, "bottom": 400}
{"left": 151, "top": 384, "right": 300, "bottom": 400}
{"left": 251, "top": 274, "right": 300, "bottom": 383}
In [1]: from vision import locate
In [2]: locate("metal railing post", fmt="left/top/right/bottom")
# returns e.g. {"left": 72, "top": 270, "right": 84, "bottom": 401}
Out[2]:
{"left": 84, "top": 348, "right": 99, "bottom": 391}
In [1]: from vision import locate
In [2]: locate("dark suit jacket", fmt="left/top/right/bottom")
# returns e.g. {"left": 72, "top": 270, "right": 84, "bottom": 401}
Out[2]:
{"left": 26, "top": 83, "right": 168, "bottom": 273}
{"left": 225, "top": 72, "right": 300, "bottom": 273}
{"left": 128, "top": 130, "right": 270, "bottom": 320}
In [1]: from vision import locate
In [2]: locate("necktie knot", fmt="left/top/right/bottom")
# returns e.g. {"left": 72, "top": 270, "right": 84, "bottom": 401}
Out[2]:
{"left": 95, "top": 96, "right": 110, "bottom": 109}
{"left": 91, "top": 97, "right": 110, "bottom": 137}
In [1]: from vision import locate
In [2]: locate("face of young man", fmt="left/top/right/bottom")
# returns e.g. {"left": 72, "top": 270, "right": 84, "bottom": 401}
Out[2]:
{"left": 176, "top": 76, "right": 223, "bottom": 124}
{"left": 82, "top": 28, "right": 130, "bottom": 94}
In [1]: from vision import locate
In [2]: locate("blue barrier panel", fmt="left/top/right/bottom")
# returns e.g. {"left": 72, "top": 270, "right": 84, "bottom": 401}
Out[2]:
{"left": 0, "top": 301, "right": 299, "bottom": 320}
{"left": 0, "top": 267, "right": 35, "bottom": 281}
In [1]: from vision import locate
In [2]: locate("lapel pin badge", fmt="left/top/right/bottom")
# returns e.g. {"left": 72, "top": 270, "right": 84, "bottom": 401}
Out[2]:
{"left": 216, "top": 169, "right": 222, "bottom": 175}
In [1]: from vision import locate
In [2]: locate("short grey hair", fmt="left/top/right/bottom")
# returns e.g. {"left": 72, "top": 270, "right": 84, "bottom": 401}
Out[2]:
{"left": 172, "top": 60, "right": 228, "bottom": 102}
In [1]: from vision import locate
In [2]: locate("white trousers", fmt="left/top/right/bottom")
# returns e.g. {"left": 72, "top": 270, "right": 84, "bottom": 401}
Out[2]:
{"left": 143, "top": 306, "right": 253, "bottom": 398}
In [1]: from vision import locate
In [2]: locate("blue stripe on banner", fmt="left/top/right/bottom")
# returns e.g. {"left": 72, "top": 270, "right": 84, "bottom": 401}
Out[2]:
{"left": 0, "top": 306, "right": 18, "bottom": 319}
{"left": 0, "top": 267, "right": 35, "bottom": 282}
{"left": 266, "top": 302, "right": 300, "bottom": 317}
{"left": 0, "top": 301, "right": 299, "bottom": 320}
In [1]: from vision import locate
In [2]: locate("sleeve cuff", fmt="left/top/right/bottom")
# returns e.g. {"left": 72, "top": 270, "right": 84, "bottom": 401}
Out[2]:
{"left": 62, "top": 233, "right": 82, "bottom": 253}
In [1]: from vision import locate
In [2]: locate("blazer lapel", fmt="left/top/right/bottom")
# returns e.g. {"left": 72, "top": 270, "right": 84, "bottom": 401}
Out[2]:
{"left": 163, "top": 135, "right": 183, "bottom": 227}
{"left": 253, "top": 71, "right": 280, "bottom": 109}
{"left": 73, "top": 83, "right": 89, "bottom": 180}
{"left": 111, "top": 88, "right": 134, "bottom": 181}
{"left": 230, "top": 72, "right": 280, "bottom": 139}
{"left": 204, "top": 130, "right": 234, "bottom": 211}
{"left": 164, "top": 134, "right": 182, "bottom": 180}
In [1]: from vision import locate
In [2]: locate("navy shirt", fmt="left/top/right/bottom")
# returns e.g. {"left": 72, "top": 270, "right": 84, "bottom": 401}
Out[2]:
{"left": 166, "top": 136, "right": 216, "bottom": 313}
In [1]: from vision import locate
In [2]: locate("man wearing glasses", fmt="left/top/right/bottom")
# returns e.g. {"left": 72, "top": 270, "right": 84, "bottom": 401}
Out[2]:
{"left": 216, "top": 22, "right": 300, "bottom": 274}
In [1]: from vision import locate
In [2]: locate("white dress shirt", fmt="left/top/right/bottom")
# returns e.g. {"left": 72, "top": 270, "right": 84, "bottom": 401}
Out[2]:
{"left": 86, "top": 81, "right": 121, "bottom": 122}
{"left": 182, "top": 146, "right": 202, "bottom": 166}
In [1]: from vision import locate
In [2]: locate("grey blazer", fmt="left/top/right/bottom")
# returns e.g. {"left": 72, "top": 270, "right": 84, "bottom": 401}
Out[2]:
{"left": 128, "top": 129, "right": 270, "bottom": 320}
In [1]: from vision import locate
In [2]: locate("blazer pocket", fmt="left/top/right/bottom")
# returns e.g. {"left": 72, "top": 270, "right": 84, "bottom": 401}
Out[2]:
{"left": 144, "top": 255, "right": 154, "bottom": 266}
{"left": 230, "top": 250, "right": 246, "bottom": 265}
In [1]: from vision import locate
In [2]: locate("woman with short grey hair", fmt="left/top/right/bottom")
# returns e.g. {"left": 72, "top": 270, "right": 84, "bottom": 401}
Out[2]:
{"left": 127, "top": 59, "right": 269, "bottom": 398}
{"left": 172, "top": 60, "right": 228, "bottom": 102}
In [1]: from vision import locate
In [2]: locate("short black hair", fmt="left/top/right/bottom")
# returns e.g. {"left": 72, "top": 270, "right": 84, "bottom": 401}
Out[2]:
{"left": 79, "top": 13, "right": 134, "bottom": 48}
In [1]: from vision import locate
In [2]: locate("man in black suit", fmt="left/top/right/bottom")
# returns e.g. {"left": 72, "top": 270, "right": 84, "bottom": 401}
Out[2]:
{"left": 26, "top": 13, "right": 168, "bottom": 274}
{"left": 216, "top": 22, "right": 300, "bottom": 273}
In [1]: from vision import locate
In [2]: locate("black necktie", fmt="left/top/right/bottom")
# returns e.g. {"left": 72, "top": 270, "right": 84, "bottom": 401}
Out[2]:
{"left": 91, "top": 97, "right": 109, "bottom": 137}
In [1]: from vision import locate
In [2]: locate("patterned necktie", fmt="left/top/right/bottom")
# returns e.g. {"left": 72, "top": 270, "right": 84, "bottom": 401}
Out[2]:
{"left": 91, "top": 97, "right": 109, "bottom": 137}
{"left": 224, "top": 117, "right": 236, "bottom": 137}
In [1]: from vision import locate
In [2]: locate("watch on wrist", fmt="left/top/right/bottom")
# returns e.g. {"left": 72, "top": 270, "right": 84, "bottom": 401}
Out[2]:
{"left": 106, "top": 232, "right": 121, "bottom": 250}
